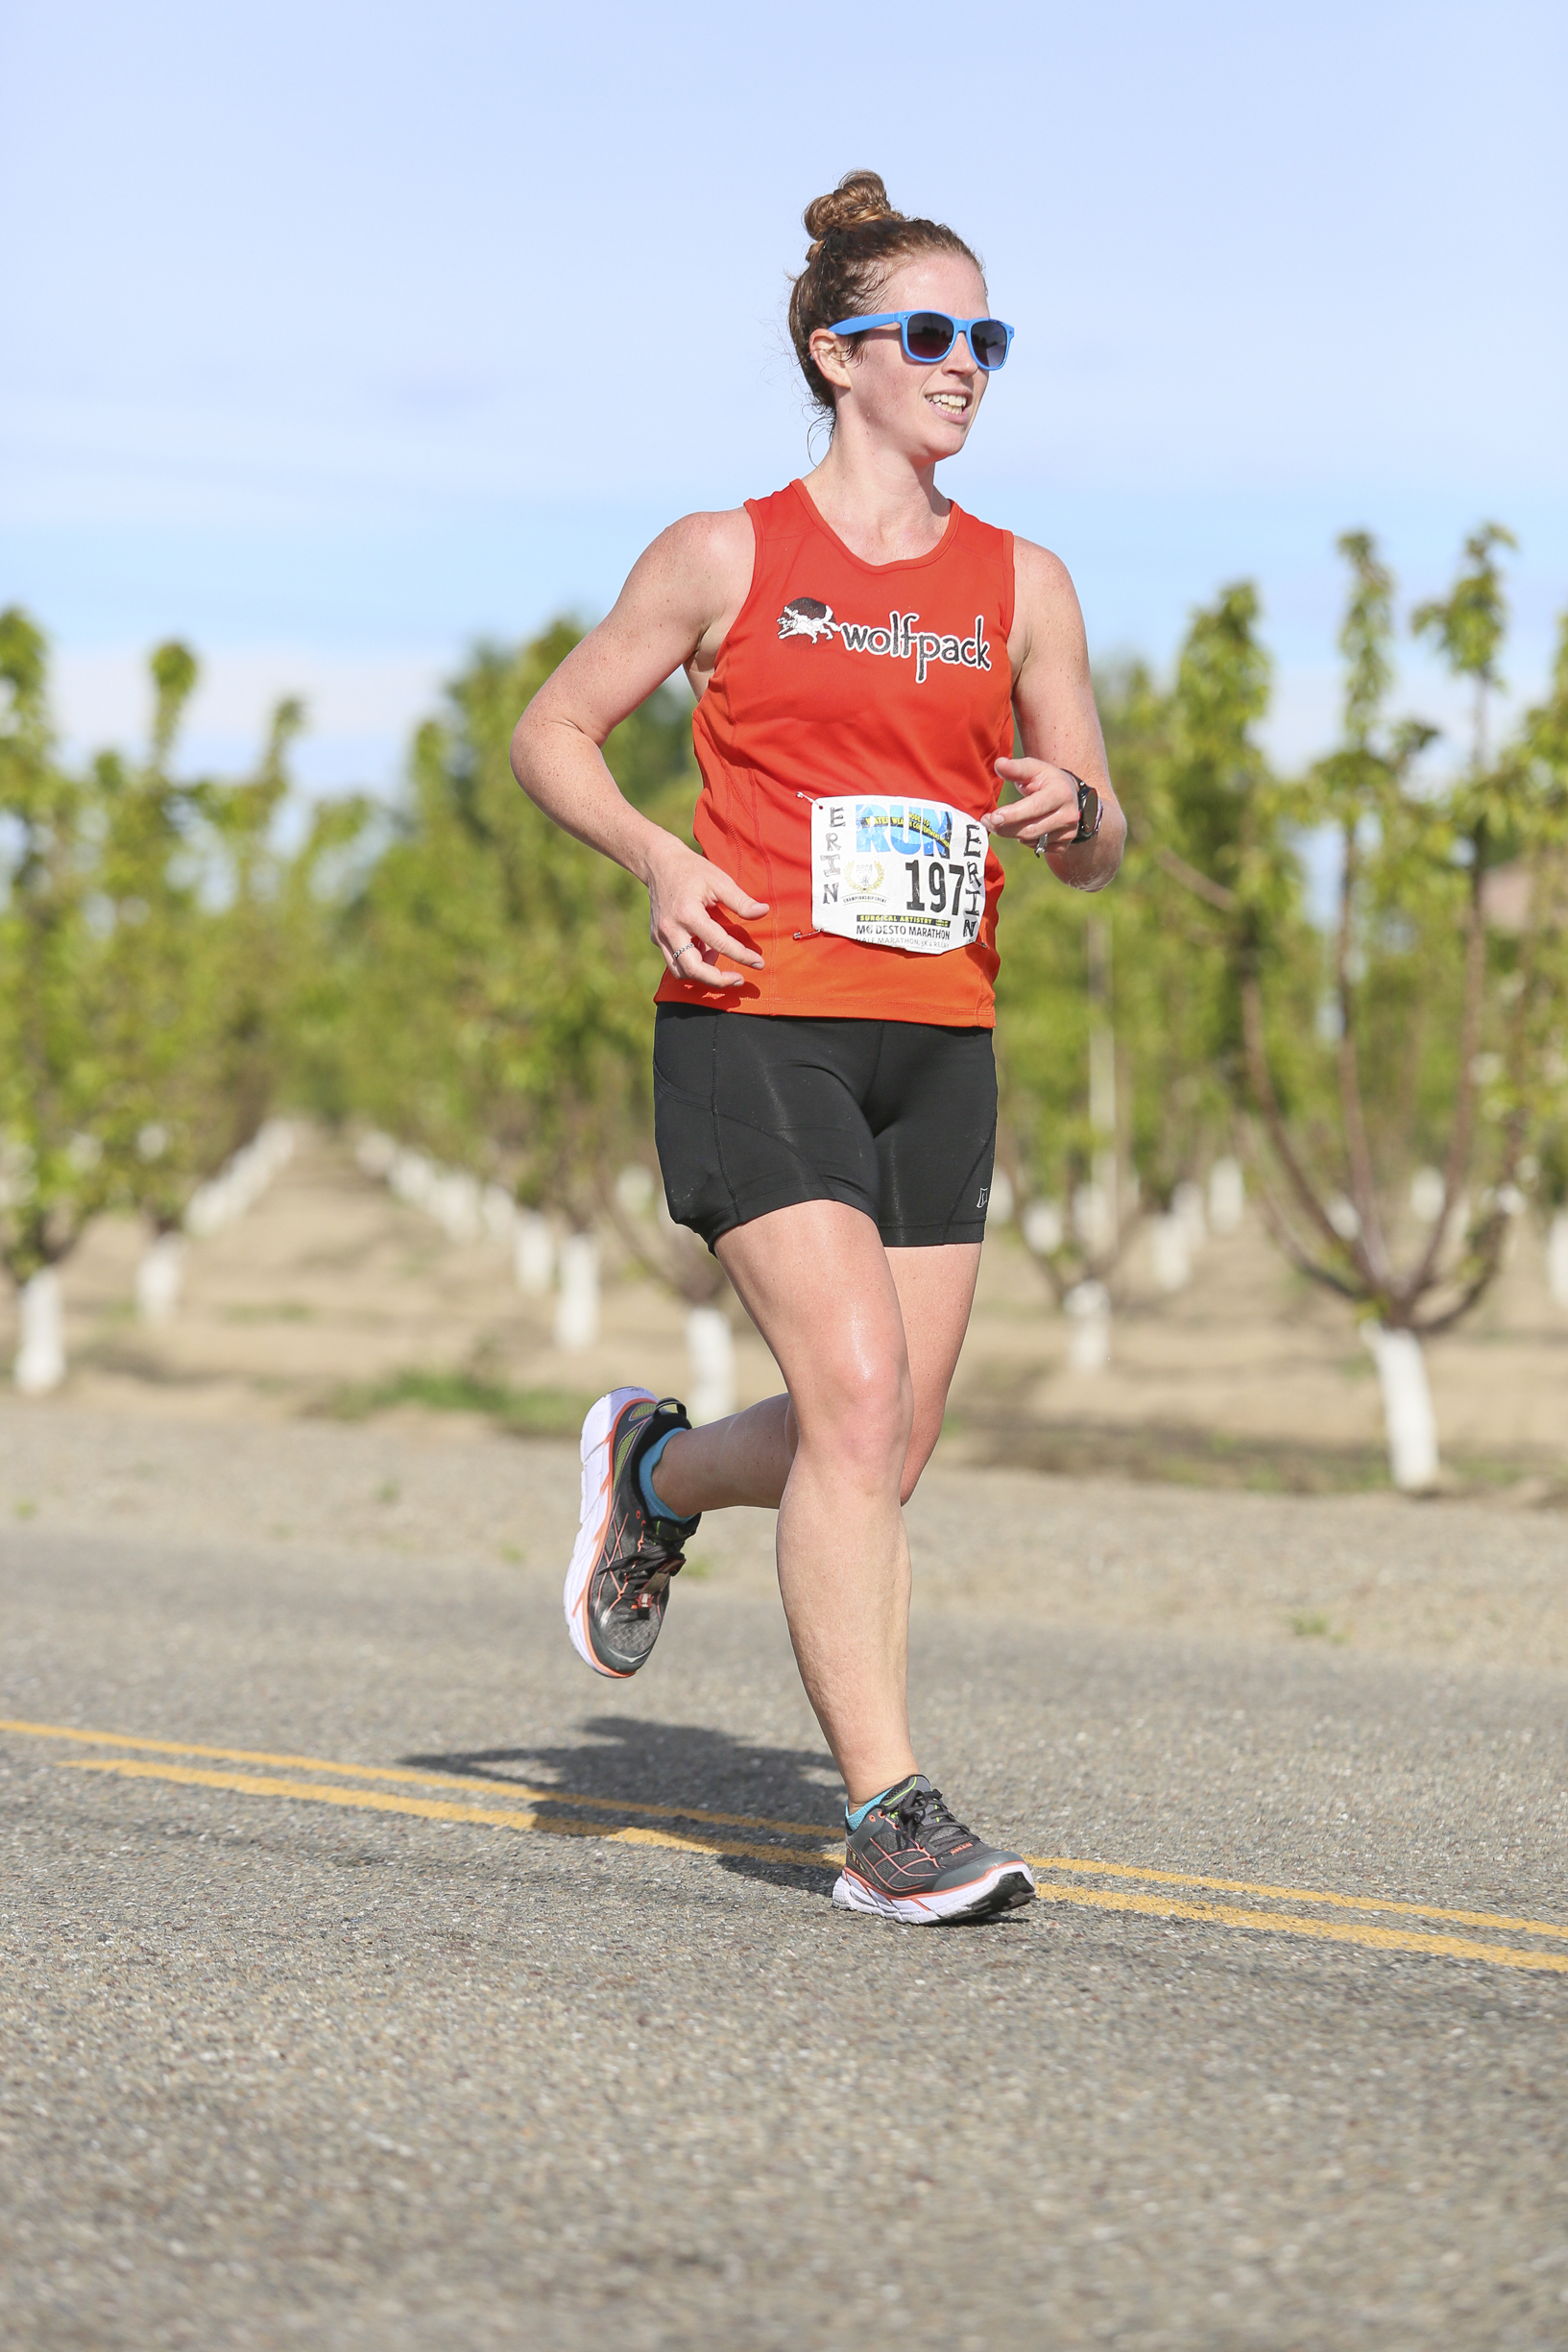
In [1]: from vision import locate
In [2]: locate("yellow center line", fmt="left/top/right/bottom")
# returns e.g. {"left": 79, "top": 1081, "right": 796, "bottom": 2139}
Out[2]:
{"left": 1032, "top": 1882, "right": 1568, "bottom": 1974}
{"left": 0, "top": 1716, "right": 833, "bottom": 1841}
{"left": 12, "top": 1715, "right": 1568, "bottom": 1956}
{"left": 61, "top": 1760, "right": 843, "bottom": 1872}
{"left": 1019, "top": 1854, "right": 1568, "bottom": 1943}
{"left": 56, "top": 1757, "right": 1568, "bottom": 1974}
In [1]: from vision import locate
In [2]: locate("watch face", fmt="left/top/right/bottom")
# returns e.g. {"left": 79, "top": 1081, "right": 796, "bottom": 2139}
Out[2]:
{"left": 1076, "top": 782, "right": 1100, "bottom": 839}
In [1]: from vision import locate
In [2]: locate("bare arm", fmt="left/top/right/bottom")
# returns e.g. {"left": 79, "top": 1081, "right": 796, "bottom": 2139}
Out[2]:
{"left": 510, "top": 509, "right": 766, "bottom": 989}
{"left": 984, "top": 537, "right": 1126, "bottom": 890}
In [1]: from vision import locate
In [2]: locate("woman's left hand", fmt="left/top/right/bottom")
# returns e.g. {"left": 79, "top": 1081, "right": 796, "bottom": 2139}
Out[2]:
{"left": 983, "top": 757, "right": 1084, "bottom": 853}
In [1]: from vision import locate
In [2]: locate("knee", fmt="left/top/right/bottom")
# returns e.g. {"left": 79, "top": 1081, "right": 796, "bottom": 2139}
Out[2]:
{"left": 797, "top": 1351, "right": 912, "bottom": 1484}
{"left": 899, "top": 1408, "right": 944, "bottom": 1505}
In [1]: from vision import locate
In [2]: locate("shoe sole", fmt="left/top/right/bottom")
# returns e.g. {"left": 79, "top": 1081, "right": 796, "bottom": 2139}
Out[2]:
{"left": 831, "top": 1861, "right": 1037, "bottom": 1925}
{"left": 563, "top": 1385, "right": 656, "bottom": 1678}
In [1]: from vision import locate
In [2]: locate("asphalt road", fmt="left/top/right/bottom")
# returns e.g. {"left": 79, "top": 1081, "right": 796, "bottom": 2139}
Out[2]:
{"left": 3, "top": 1513, "right": 1567, "bottom": 2350}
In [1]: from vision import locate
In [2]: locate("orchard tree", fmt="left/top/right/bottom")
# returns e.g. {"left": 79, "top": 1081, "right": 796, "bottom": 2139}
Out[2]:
{"left": 995, "top": 639, "right": 1255, "bottom": 1362}
{"left": 86, "top": 645, "right": 320, "bottom": 1318}
{"left": 329, "top": 622, "right": 690, "bottom": 1205}
{"left": 324, "top": 622, "right": 705, "bottom": 1355}
{"left": 0, "top": 611, "right": 119, "bottom": 1386}
{"left": 1165, "top": 528, "right": 1568, "bottom": 1488}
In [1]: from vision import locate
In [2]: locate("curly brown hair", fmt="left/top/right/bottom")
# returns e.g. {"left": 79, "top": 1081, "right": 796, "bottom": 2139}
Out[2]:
{"left": 787, "top": 170, "right": 984, "bottom": 417}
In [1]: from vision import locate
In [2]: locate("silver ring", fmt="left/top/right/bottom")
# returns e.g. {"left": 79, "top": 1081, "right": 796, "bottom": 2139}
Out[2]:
{"left": 1033, "top": 840, "right": 1048, "bottom": 859}
{"left": 671, "top": 941, "right": 693, "bottom": 962}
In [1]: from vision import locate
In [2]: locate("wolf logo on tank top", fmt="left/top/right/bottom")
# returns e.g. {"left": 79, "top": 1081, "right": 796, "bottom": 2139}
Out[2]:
{"left": 776, "top": 595, "right": 994, "bottom": 685}
{"left": 657, "top": 479, "right": 1016, "bottom": 1028}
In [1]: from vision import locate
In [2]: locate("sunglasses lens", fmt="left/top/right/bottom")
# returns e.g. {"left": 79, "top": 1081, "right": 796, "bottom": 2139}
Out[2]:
{"left": 905, "top": 311, "right": 955, "bottom": 362}
{"left": 971, "top": 319, "right": 1009, "bottom": 370}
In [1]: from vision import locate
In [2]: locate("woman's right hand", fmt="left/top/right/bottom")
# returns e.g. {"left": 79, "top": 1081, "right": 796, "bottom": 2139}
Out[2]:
{"left": 642, "top": 833, "right": 768, "bottom": 990}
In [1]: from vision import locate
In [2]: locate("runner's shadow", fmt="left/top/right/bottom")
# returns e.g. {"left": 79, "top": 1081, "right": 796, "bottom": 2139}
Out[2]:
{"left": 398, "top": 1716, "right": 842, "bottom": 1893}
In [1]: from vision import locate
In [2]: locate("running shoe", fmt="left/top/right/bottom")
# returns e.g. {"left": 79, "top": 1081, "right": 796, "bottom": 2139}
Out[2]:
{"left": 565, "top": 1387, "right": 700, "bottom": 1679}
{"left": 832, "top": 1775, "right": 1036, "bottom": 1925}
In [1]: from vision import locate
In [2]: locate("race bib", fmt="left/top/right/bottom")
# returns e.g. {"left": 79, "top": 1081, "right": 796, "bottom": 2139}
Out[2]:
{"left": 810, "top": 796, "right": 987, "bottom": 956}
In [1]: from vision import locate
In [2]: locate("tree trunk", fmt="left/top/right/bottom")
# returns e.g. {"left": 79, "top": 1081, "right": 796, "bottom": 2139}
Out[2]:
{"left": 983, "top": 1167, "right": 1015, "bottom": 1224}
{"left": 1548, "top": 1209, "right": 1568, "bottom": 1309}
{"left": 135, "top": 1231, "right": 186, "bottom": 1324}
{"left": 14, "top": 1269, "right": 66, "bottom": 1394}
{"left": 686, "top": 1305, "right": 736, "bottom": 1425}
{"left": 1064, "top": 1278, "right": 1111, "bottom": 1371}
{"left": 1363, "top": 1324, "right": 1439, "bottom": 1491}
{"left": 513, "top": 1212, "right": 555, "bottom": 1296}
{"left": 1172, "top": 1179, "right": 1207, "bottom": 1253}
{"left": 1022, "top": 1199, "right": 1064, "bottom": 1256}
{"left": 553, "top": 1234, "right": 600, "bottom": 1352}
{"left": 389, "top": 1150, "right": 435, "bottom": 1210}
{"left": 1208, "top": 1156, "right": 1245, "bottom": 1236}
{"left": 481, "top": 1184, "right": 517, "bottom": 1245}
{"left": 1149, "top": 1214, "right": 1191, "bottom": 1293}
{"left": 430, "top": 1172, "right": 482, "bottom": 1245}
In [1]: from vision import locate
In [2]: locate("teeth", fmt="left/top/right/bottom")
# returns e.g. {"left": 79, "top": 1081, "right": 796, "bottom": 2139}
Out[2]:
{"left": 929, "top": 394, "right": 967, "bottom": 411}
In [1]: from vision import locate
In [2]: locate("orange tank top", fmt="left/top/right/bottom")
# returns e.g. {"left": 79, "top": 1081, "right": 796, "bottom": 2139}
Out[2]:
{"left": 654, "top": 479, "right": 1015, "bottom": 1027}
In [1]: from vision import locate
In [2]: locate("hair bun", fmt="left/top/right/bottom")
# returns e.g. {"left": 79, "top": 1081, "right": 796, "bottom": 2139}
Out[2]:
{"left": 802, "top": 170, "right": 902, "bottom": 254}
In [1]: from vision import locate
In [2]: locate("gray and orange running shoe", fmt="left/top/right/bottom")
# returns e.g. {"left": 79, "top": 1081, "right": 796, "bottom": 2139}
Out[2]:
{"left": 565, "top": 1387, "right": 700, "bottom": 1679}
{"left": 832, "top": 1775, "right": 1036, "bottom": 1925}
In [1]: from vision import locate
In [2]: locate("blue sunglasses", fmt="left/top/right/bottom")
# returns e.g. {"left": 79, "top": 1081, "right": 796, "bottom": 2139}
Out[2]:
{"left": 828, "top": 310, "right": 1015, "bottom": 371}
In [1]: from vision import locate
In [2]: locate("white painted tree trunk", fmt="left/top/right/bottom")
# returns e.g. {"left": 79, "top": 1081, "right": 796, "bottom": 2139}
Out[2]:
{"left": 513, "top": 1212, "right": 555, "bottom": 1296}
{"left": 14, "top": 1270, "right": 65, "bottom": 1394}
{"left": 1022, "top": 1200, "right": 1063, "bottom": 1257}
{"left": 1171, "top": 1179, "right": 1207, "bottom": 1253}
{"left": 983, "top": 1167, "right": 1014, "bottom": 1224}
{"left": 1064, "top": 1278, "right": 1111, "bottom": 1371}
{"left": 1363, "top": 1324, "right": 1439, "bottom": 1491}
{"left": 135, "top": 1232, "right": 186, "bottom": 1324}
{"left": 1072, "top": 1181, "right": 1114, "bottom": 1256}
{"left": 554, "top": 1234, "right": 600, "bottom": 1351}
{"left": 430, "top": 1172, "right": 482, "bottom": 1245}
{"left": 481, "top": 1184, "right": 517, "bottom": 1245}
{"left": 1208, "top": 1156, "right": 1245, "bottom": 1235}
{"left": 1149, "top": 1213, "right": 1191, "bottom": 1293}
{"left": 686, "top": 1306, "right": 736, "bottom": 1426}
{"left": 388, "top": 1150, "right": 434, "bottom": 1209}
{"left": 1548, "top": 1209, "right": 1568, "bottom": 1309}
{"left": 355, "top": 1129, "right": 398, "bottom": 1178}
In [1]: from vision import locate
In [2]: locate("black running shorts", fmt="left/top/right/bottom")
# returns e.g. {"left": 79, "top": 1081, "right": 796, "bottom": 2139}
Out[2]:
{"left": 653, "top": 1006, "right": 998, "bottom": 1251}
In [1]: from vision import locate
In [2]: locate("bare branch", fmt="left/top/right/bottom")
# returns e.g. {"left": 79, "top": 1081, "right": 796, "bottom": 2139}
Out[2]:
{"left": 1155, "top": 843, "right": 1238, "bottom": 912}
{"left": 1333, "top": 821, "right": 1390, "bottom": 1280}
{"left": 1246, "top": 1153, "right": 1363, "bottom": 1301}
{"left": 596, "top": 1173, "right": 723, "bottom": 1308}
{"left": 1240, "top": 964, "right": 1375, "bottom": 1292}
{"left": 1412, "top": 1220, "right": 1508, "bottom": 1336}
{"left": 1401, "top": 854, "right": 1486, "bottom": 1308}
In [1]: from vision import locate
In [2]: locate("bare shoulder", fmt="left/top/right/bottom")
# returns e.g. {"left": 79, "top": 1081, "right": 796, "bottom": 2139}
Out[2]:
{"left": 1009, "top": 535, "right": 1088, "bottom": 675}
{"left": 1012, "top": 534, "right": 1082, "bottom": 618}
{"left": 621, "top": 506, "right": 755, "bottom": 616}
{"left": 525, "top": 508, "right": 755, "bottom": 730}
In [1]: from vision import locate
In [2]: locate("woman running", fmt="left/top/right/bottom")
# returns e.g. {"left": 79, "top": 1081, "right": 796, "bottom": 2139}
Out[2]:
{"left": 511, "top": 170, "right": 1123, "bottom": 1925}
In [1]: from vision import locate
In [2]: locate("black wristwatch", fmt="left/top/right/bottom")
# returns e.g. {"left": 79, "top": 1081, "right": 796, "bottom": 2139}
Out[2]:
{"left": 1070, "top": 773, "right": 1102, "bottom": 845}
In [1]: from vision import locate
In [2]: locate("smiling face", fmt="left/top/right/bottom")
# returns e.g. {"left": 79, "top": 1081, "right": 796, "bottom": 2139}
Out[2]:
{"left": 811, "top": 251, "right": 995, "bottom": 465}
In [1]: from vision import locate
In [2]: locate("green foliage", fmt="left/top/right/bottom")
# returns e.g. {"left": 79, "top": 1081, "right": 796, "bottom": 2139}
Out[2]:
{"left": 6, "top": 547, "right": 1563, "bottom": 1366}
{"left": 995, "top": 597, "right": 1288, "bottom": 1282}
{"left": 1161, "top": 526, "right": 1568, "bottom": 1334}
{"left": 0, "top": 610, "right": 115, "bottom": 1278}
{"left": 0, "top": 614, "right": 334, "bottom": 1283}
{"left": 313, "top": 625, "right": 696, "bottom": 1217}
{"left": 322, "top": 1368, "right": 593, "bottom": 1435}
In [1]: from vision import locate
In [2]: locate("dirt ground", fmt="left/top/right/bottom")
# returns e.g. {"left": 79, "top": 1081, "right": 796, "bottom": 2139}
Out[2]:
{"left": 8, "top": 1126, "right": 1566, "bottom": 1494}
{"left": 2, "top": 1129, "right": 1565, "bottom": 1675}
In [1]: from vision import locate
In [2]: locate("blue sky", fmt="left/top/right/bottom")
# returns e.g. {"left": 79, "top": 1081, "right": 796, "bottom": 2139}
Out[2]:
{"left": 6, "top": 0, "right": 1566, "bottom": 793}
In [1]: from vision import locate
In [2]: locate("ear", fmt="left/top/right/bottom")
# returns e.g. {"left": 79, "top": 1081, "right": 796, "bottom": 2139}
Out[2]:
{"left": 808, "top": 327, "right": 856, "bottom": 397}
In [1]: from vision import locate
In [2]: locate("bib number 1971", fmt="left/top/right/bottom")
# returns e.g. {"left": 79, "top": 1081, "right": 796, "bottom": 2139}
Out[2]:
{"left": 810, "top": 796, "right": 987, "bottom": 957}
